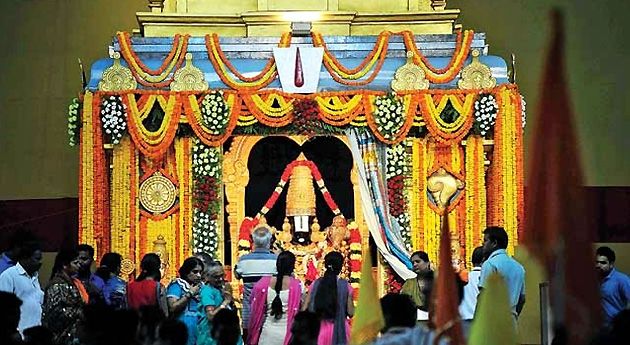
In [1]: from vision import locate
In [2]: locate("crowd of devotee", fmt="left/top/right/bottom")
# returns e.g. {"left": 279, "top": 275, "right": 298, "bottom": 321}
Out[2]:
{"left": 1, "top": 225, "right": 629, "bottom": 345}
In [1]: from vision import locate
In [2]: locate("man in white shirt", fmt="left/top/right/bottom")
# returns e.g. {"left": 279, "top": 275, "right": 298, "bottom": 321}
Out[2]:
{"left": 0, "top": 241, "right": 44, "bottom": 334}
{"left": 459, "top": 246, "right": 484, "bottom": 338}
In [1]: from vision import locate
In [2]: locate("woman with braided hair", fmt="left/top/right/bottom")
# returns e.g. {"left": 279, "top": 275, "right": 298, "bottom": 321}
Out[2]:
{"left": 304, "top": 251, "right": 354, "bottom": 345}
{"left": 248, "top": 251, "right": 303, "bottom": 345}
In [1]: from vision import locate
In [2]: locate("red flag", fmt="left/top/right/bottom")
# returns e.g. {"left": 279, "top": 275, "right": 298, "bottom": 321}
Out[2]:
{"left": 432, "top": 213, "right": 465, "bottom": 345}
{"left": 523, "top": 9, "right": 601, "bottom": 343}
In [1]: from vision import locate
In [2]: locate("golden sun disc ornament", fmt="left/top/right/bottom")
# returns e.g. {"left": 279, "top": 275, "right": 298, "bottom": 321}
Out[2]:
{"left": 139, "top": 172, "right": 178, "bottom": 214}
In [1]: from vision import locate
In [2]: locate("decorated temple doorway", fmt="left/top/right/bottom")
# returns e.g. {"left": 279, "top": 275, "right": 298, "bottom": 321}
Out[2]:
{"left": 224, "top": 135, "right": 366, "bottom": 285}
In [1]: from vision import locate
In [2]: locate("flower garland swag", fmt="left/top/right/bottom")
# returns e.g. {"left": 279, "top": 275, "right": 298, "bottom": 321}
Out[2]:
{"left": 311, "top": 30, "right": 474, "bottom": 85}
{"left": 117, "top": 32, "right": 190, "bottom": 88}
{"left": 67, "top": 97, "right": 82, "bottom": 146}
{"left": 386, "top": 140, "right": 413, "bottom": 251}
{"left": 402, "top": 29, "right": 474, "bottom": 84}
{"left": 205, "top": 32, "right": 291, "bottom": 91}
{"left": 192, "top": 138, "right": 222, "bottom": 256}
{"left": 123, "top": 93, "right": 182, "bottom": 160}
{"left": 185, "top": 92, "right": 241, "bottom": 147}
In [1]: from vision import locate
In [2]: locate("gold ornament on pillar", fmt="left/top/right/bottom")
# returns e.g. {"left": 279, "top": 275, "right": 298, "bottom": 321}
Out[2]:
{"left": 152, "top": 235, "right": 169, "bottom": 275}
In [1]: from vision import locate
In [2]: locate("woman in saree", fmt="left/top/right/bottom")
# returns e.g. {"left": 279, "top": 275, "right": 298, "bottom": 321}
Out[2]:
{"left": 42, "top": 249, "right": 88, "bottom": 345}
{"left": 167, "top": 257, "right": 204, "bottom": 345}
{"left": 304, "top": 251, "right": 354, "bottom": 345}
{"left": 248, "top": 251, "right": 302, "bottom": 345}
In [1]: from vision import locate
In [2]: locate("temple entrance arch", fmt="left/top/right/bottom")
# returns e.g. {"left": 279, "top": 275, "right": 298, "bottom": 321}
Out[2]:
{"left": 222, "top": 135, "right": 367, "bottom": 270}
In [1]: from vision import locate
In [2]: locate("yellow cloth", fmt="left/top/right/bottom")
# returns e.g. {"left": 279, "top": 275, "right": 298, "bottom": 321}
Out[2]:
{"left": 468, "top": 273, "right": 518, "bottom": 345}
{"left": 349, "top": 249, "right": 384, "bottom": 345}
{"left": 401, "top": 278, "right": 425, "bottom": 310}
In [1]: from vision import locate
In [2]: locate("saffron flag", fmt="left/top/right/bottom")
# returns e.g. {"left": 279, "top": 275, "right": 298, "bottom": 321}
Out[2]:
{"left": 521, "top": 9, "right": 601, "bottom": 344}
{"left": 349, "top": 247, "right": 384, "bottom": 345}
{"left": 432, "top": 214, "right": 465, "bottom": 345}
{"left": 469, "top": 274, "right": 518, "bottom": 345}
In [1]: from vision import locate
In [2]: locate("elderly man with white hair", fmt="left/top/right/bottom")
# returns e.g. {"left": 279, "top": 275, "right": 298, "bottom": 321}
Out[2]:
{"left": 234, "top": 224, "right": 277, "bottom": 339}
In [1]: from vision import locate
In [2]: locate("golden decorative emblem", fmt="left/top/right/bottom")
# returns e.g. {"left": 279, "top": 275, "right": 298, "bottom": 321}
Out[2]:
{"left": 457, "top": 49, "right": 496, "bottom": 90}
{"left": 170, "top": 53, "right": 208, "bottom": 92}
{"left": 427, "top": 168, "right": 464, "bottom": 209}
{"left": 391, "top": 51, "right": 430, "bottom": 92}
{"left": 139, "top": 172, "right": 178, "bottom": 214}
{"left": 120, "top": 258, "right": 135, "bottom": 276}
{"left": 98, "top": 52, "right": 137, "bottom": 91}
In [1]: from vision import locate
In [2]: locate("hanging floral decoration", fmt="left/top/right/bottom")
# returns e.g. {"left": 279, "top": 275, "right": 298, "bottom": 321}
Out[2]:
{"left": 521, "top": 95, "right": 527, "bottom": 129}
{"left": 386, "top": 141, "right": 413, "bottom": 250}
{"left": 372, "top": 93, "right": 406, "bottom": 141}
{"left": 191, "top": 139, "right": 221, "bottom": 255}
{"left": 348, "top": 221, "right": 362, "bottom": 293}
{"left": 472, "top": 93, "right": 498, "bottom": 137}
{"left": 200, "top": 91, "right": 230, "bottom": 135}
{"left": 292, "top": 99, "right": 321, "bottom": 136}
{"left": 101, "top": 95, "right": 127, "bottom": 144}
{"left": 383, "top": 261, "right": 405, "bottom": 293}
{"left": 68, "top": 97, "right": 81, "bottom": 146}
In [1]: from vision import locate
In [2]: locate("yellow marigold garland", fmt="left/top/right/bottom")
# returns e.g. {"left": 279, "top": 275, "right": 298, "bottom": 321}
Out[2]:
{"left": 175, "top": 137, "right": 193, "bottom": 261}
{"left": 124, "top": 93, "right": 181, "bottom": 159}
{"left": 111, "top": 136, "right": 133, "bottom": 258}
{"left": 421, "top": 94, "right": 476, "bottom": 146}
{"left": 464, "top": 135, "right": 486, "bottom": 267}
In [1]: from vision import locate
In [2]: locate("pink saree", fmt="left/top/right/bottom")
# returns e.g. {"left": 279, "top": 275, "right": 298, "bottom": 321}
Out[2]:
{"left": 247, "top": 276, "right": 302, "bottom": 345}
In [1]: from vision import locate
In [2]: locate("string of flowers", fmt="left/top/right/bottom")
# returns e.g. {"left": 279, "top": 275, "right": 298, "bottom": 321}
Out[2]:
{"left": 101, "top": 95, "right": 127, "bottom": 145}
{"left": 472, "top": 93, "right": 498, "bottom": 137}
{"left": 68, "top": 97, "right": 81, "bottom": 146}
{"left": 192, "top": 139, "right": 221, "bottom": 255}
{"left": 520, "top": 94, "right": 527, "bottom": 129}
{"left": 347, "top": 221, "right": 362, "bottom": 295}
{"left": 200, "top": 91, "right": 230, "bottom": 135}
{"left": 386, "top": 141, "right": 413, "bottom": 250}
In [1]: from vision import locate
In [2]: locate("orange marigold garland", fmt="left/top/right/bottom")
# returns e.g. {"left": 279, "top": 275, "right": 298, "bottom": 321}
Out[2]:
{"left": 117, "top": 32, "right": 190, "bottom": 88}
{"left": 402, "top": 30, "right": 474, "bottom": 84}
{"left": 124, "top": 93, "right": 181, "bottom": 159}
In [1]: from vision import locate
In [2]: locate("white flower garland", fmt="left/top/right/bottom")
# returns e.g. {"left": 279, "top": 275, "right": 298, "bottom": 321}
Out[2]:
{"left": 521, "top": 95, "right": 527, "bottom": 129}
{"left": 192, "top": 138, "right": 221, "bottom": 255}
{"left": 374, "top": 93, "right": 405, "bottom": 140}
{"left": 386, "top": 140, "right": 413, "bottom": 250}
{"left": 473, "top": 94, "right": 498, "bottom": 137}
{"left": 201, "top": 91, "right": 230, "bottom": 135}
{"left": 192, "top": 209, "right": 219, "bottom": 254}
{"left": 100, "top": 95, "right": 127, "bottom": 145}
{"left": 67, "top": 98, "right": 81, "bottom": 147}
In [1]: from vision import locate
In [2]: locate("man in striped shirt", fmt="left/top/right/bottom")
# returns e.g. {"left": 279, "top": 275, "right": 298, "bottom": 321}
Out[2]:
{"left": 234, "top": 225, "right": 277, "bottom": 338}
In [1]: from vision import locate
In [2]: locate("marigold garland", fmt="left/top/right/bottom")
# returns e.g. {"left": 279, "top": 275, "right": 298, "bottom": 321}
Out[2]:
{"left": 312, "top": 31, "right": 390, "bottom": 85}
{"left": 420, "top": 93, "right": 476, "bottom": 146}
{"left": 111, "top": 136, "right": 133, "bottom": 257}
{"left": 205, "top": 32, "right": 291, "bottom": 91}
{"left": 124, "top": 94, "right": 181, "bottom": 159}
{"left": 464, "top": 135, "right": 486, "bottom": 267}
{"left": 402, "top": 30, "right": 474, "bottom": 84}
{"left": 118, "top": 32, "right": 190, "bottom": 88}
